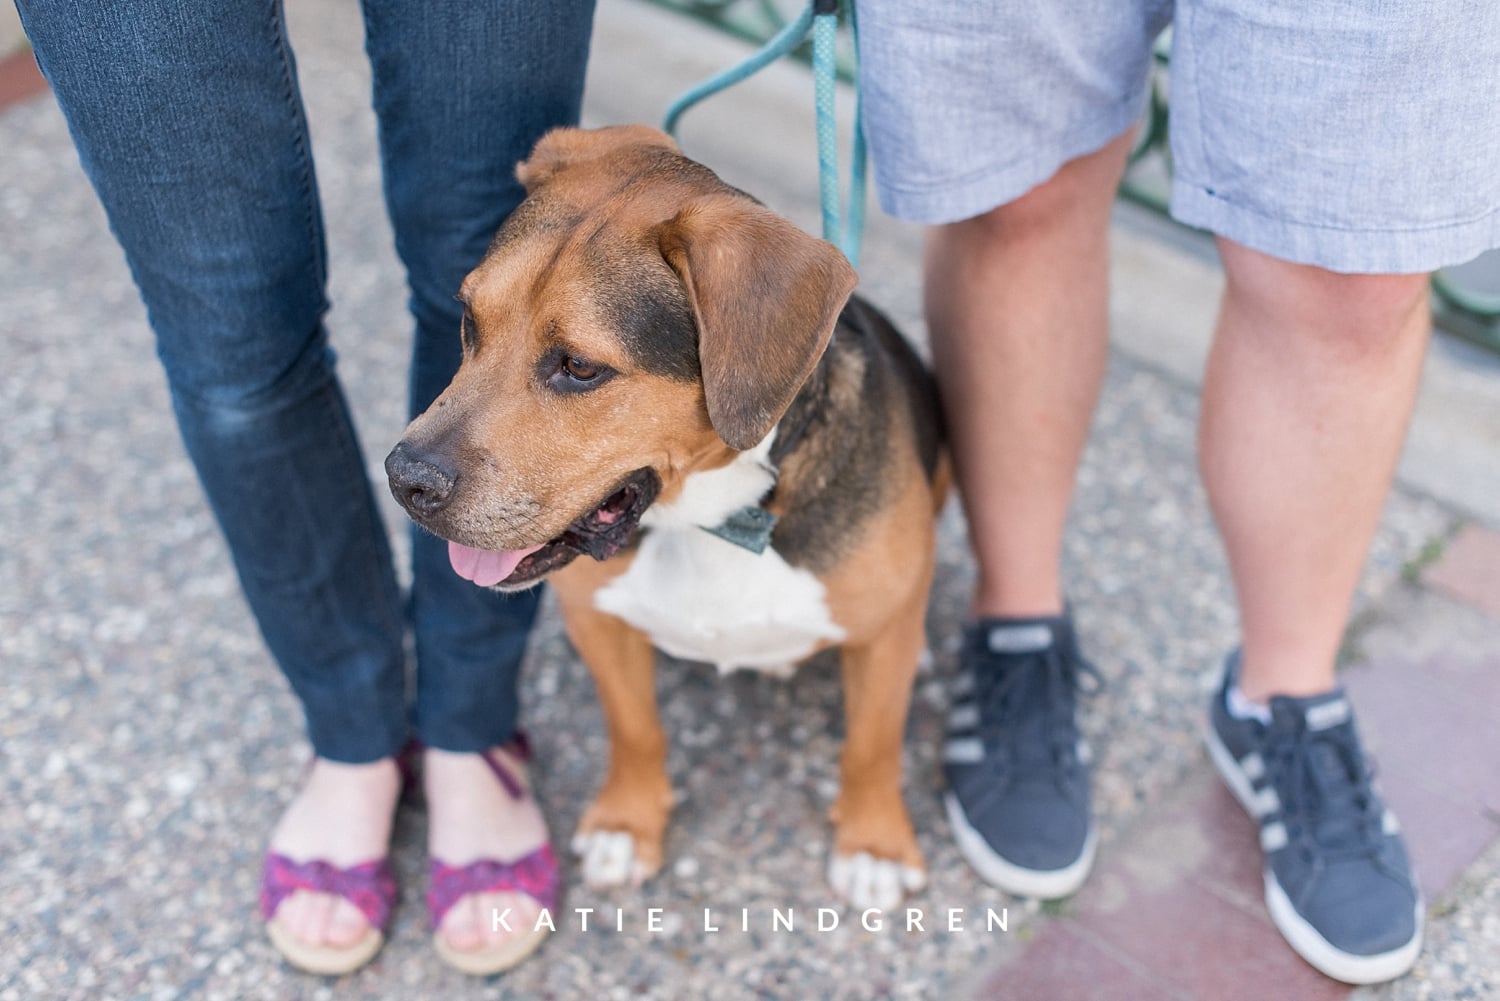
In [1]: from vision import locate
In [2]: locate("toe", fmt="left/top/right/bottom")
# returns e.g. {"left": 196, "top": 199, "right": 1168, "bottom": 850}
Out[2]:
{"left": 868, "top": 856, "right": 901, "bottom": 911}
{"left": 828, "top": 852, "right": 917, "bottom": 911}
{"left": 270, "top": 889, "right": 306, "bottom": 938}
{"left": 324, "top": 897, "right": 372, "bottom": 948}
{"left": 296, "top": 891, "right": 336, "bottom": 947}
{"left": 484, "top": 891, "right": 539, "bottom": 946}
{"left": 441, "top": 894, "right": 489, "bottom": 954}
{"left": 576, "top": 830, "right": 636, "bottom": 887}
{"left": 440, "top": 894, "right": 485, "bottom": 953}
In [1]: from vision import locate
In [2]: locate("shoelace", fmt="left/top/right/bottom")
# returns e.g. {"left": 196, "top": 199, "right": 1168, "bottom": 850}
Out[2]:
{"left": 973, "top": 639, "right": 1103, "bottom": 778}
{"left": 1266, "top": 719, "right": 1385, "bottom": 861}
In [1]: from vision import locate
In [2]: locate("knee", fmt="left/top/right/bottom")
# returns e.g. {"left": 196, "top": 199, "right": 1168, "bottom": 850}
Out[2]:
{"left": 1219, "top": 241, "right": 1430, "bottom": 359}
{"left": 162, "top": 323, "right": 336, "bottom": 432}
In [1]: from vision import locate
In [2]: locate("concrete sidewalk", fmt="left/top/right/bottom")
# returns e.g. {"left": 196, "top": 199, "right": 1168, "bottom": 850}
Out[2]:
{"left": 2, "top": 1, "right": 1498, "bottom": 998}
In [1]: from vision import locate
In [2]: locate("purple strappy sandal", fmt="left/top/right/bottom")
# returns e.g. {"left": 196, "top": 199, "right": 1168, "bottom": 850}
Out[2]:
{"left": 260, "top": 850, "right": 397, "bottom": 975}
{"left": 259, "top": 748, "right": 417, "bottom": 975}
{"left": 428, "top": 736, "right": 559, "bottom": 975}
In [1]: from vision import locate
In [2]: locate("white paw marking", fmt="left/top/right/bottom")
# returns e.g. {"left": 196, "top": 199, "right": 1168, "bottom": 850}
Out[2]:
{"left": 571, "top": 829, "right": 653, "bottom": 888}
{"left": 827, "top": 851, "right": 927, "bottom": 911}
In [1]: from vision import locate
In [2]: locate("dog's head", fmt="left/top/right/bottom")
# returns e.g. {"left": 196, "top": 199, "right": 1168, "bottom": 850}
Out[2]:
{"left": 385, "top": 125, "right": 857, "bottom": 590}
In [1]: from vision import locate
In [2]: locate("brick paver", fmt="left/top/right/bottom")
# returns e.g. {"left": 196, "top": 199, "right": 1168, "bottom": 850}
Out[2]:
{"left": 1424, "top": 524, "right": 1500, "bottom": 620}
{"left": 973, "top": 922, "right": 1191, "bottom": 1000}
{"left": 969, "top": 770, "right": 1353, "bottom": 1001}
{"left": 0, "top": 48, "right": 45, "bottom": 111}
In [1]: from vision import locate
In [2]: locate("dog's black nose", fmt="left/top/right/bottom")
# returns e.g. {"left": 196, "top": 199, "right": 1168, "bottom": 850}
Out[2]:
{"left": 385, "top": 441, "right": 458, "bottom": 517}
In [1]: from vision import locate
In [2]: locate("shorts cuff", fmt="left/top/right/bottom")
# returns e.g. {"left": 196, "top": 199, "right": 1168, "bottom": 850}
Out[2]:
{"left": 1170, "top": 180, "right": 1500, "bottom": 275}
{"left": 872, "top": 98, "right": 1145, "bottom": 226}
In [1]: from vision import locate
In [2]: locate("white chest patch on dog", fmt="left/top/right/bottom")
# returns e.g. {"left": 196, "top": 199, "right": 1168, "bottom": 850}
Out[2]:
{"left": 593, "top": 434, "right": 845, "bottom": 675}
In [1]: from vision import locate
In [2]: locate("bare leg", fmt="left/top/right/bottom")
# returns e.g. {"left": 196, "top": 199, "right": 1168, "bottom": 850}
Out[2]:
{"left": 425, "top": 746, "right": 552, "bottom": 953}
{"left": 924, "top": 131, "right": 1136, "bottom": 618}
{"left": 1201, "top": 241, "right": 1430, "bottom": 700}
{"left": 269, "top": 759, "right": 401, "bottom": 949}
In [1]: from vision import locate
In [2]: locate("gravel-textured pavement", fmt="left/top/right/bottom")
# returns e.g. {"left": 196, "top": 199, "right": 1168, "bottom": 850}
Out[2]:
{"left": 3, "top": 1, "right": 1496, "bottom": 999}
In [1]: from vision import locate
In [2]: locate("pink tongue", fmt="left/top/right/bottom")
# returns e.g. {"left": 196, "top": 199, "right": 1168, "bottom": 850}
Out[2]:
{"left": 448, "top": 540, "right": 546, "bottom": 587}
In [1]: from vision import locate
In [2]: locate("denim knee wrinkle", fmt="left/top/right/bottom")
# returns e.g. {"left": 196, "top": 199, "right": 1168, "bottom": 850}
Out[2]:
{"left": 19, "top": 0, "right": 598, "bottom": 761}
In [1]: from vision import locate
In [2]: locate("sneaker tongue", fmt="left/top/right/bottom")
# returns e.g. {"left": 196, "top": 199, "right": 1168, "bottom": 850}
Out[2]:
{"left": 1273, "top": 690, "right": 1372, "bottom": 850}
{"left": 448, "top": 540, "right": 545, "bottom": 587}
{"left": 977, "top": 641, "right": 1069, "bottom": 768}
{"left": 1302, "top": 696, "right": 1351, "bottom": 732}
{"left": 1273, "top": 690, "right": 1351, "bottom": 732}
{"left": 1306, "top": 738, "right": 1369, "bottom": 848}
{"left": 985, "top": 622, "right": 1054, "bottom": 654}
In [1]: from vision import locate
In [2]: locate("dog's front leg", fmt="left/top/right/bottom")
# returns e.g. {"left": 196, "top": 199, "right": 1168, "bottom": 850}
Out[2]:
{"left": 827, "top": 584, "right": 930, "bottom": 911}
{"left": 555, "top": 581, "right": 672, "bottom": 889}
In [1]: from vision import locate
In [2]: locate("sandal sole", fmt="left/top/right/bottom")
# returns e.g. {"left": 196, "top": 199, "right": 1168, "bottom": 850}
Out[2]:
{"left": 433, "top": 924, "right": 550, "bottom": 975}
{"left": 266, "top": 918, "right": 384, "bottom": 976}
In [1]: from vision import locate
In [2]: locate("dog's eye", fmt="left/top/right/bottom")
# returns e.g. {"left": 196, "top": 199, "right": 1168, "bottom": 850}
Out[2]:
{"left": 562, "top": 356, "right": 603, "bottom": 383}
{"left": 541, "top": 348, "right": 613, "bottom": 394}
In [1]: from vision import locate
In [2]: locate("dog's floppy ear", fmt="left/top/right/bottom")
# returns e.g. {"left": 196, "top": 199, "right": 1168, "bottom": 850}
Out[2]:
{"left": 659, "top": 194, "right": 858, "bottom": 451}
{"left": 517, "top": 125, "right": 680, "bottom": 191}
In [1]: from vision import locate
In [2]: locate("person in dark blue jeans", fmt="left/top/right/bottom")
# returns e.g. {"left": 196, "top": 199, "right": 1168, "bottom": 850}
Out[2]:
{"left": 18, "top": 0, "right": 595, "bottom": 975}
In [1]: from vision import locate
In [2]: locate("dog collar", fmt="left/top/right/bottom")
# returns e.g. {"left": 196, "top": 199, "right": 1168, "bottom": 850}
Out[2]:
{"left": 700, "top": 504, "right": 779, "bottom": 554}
{"left": 694, "top": 387, "right": 817, "bottom": 556}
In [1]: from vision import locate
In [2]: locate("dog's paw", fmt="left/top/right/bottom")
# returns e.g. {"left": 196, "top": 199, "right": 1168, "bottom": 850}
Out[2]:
{"left": 827, "top": 851, "right": 927, "bottom": 911}
{"left": 571, "top": 829, "right": 657, "bottom": 888}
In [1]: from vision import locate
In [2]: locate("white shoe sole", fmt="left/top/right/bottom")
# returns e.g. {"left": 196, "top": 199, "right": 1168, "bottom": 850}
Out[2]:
{"left": 944, "top": 791, "right": 1096, "bottom": 900}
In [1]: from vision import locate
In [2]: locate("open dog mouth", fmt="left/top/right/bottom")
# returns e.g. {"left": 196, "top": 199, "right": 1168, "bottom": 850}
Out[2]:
{"left": 446, "top": 467, "right": 662, "bottom": 589}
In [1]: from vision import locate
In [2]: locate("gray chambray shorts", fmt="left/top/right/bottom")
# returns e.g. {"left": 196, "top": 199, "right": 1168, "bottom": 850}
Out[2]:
{"left": 857, "top": 0, "right": 1500, "bottom": 273}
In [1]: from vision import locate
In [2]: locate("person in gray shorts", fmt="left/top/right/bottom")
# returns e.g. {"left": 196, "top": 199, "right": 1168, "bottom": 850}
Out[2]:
{"left": 858, "top": 0, "right": 1500, "bottom": 985}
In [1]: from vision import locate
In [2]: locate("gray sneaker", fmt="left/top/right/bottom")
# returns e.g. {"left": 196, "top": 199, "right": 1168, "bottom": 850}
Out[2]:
{"left": 943, "top": 613, "right": 1099, "bottom": 899}
{"left": 1205, "top": 651, "right": 1423, "bottom": 984}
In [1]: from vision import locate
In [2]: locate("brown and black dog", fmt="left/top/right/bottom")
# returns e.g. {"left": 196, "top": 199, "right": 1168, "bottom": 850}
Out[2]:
{"left": 386, "top": 125, "right": 946, "bottom": 910}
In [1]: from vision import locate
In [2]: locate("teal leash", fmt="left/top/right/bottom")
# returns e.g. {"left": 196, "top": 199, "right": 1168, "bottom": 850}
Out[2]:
{"left": 811, "top": 3, "right": 867, "bottom": 267}
{"left": 662, "top": 0, "right": 867, "bottom": 267}
{"left": 661, "top": 2, "right": 814, "bottom": 137}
